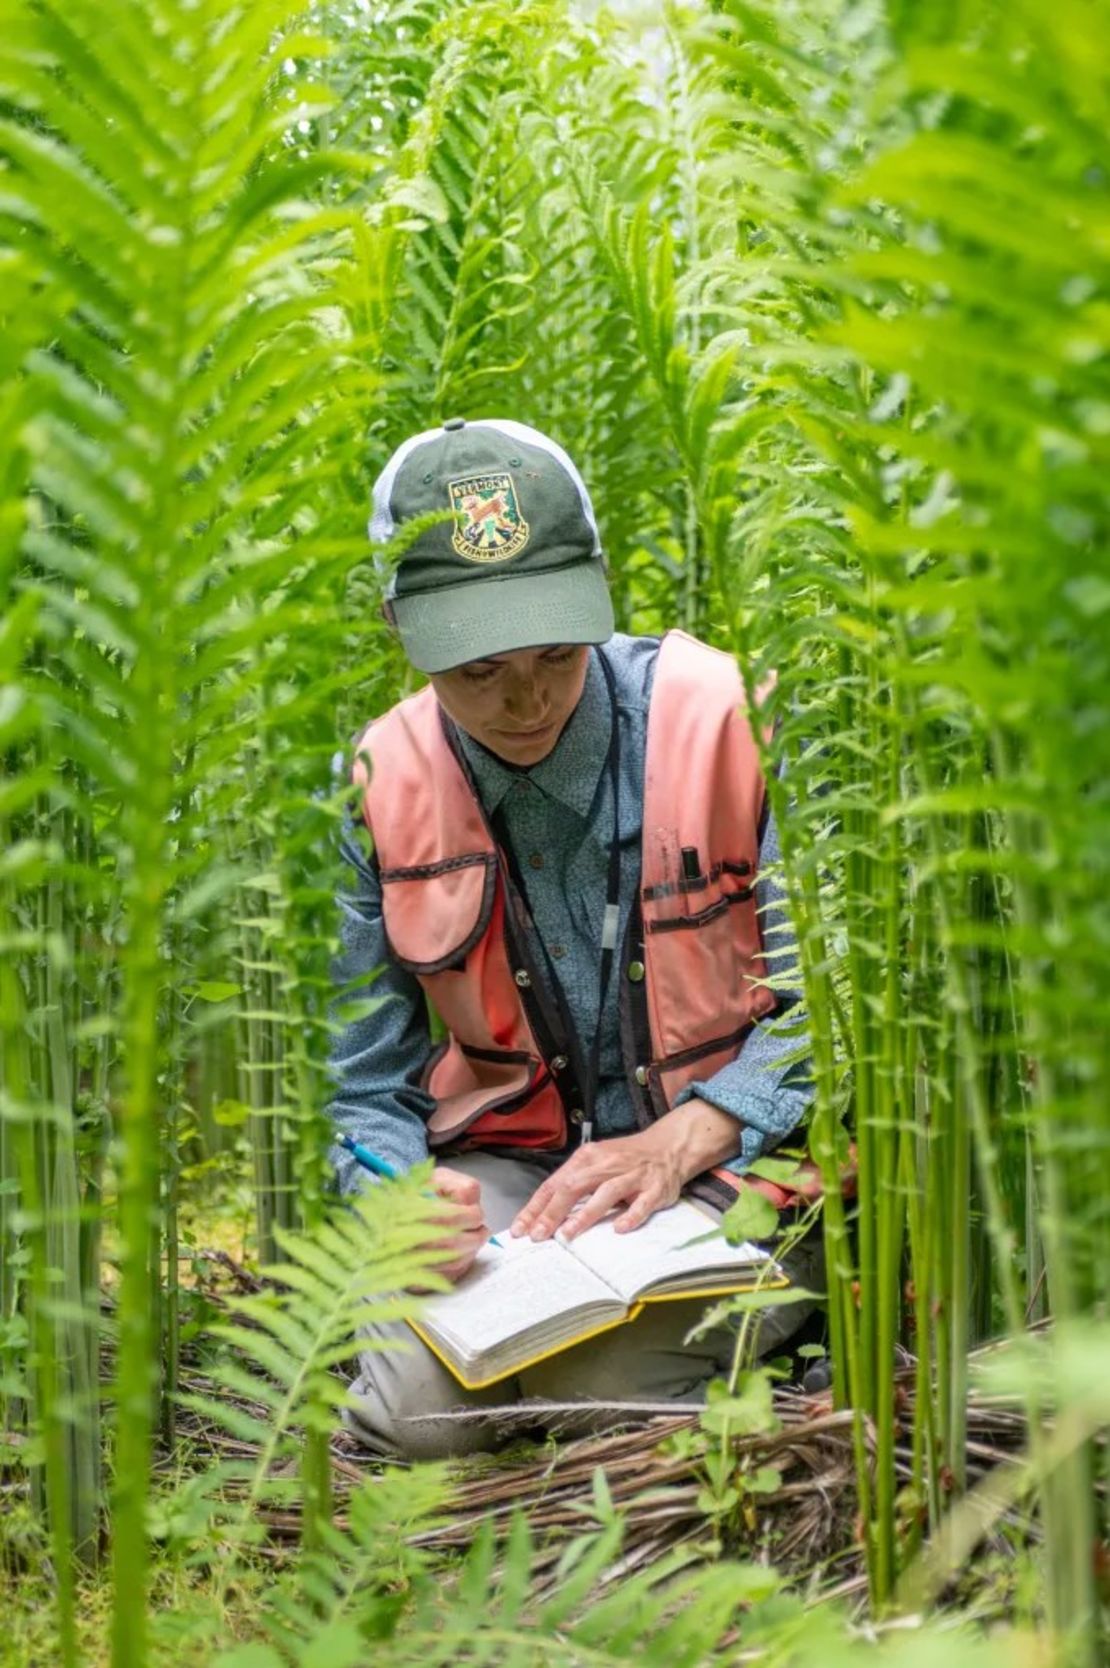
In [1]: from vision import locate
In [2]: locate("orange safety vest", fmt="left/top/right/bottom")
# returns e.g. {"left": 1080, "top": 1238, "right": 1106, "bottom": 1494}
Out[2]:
{"left": 354, "top": 632, "right": 783, "bottom": 1200}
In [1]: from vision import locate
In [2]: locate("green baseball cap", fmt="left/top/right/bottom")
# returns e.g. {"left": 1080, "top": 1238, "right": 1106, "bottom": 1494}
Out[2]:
{"left": 369, "top": 417, "right": 614, "bottom": 673}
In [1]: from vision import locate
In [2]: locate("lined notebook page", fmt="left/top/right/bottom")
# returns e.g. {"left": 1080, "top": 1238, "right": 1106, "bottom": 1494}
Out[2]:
{"left": 565, "top": 1199, "right": 768, "bottom": 1305}
{"left": 417, "top": 1235, "right": 620, "bottom": 1361}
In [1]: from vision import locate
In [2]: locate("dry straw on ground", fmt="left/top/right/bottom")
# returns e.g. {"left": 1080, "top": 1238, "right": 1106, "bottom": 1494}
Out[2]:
{"left": 169, "top": 1264, "right": 1035, "bottom": 1606}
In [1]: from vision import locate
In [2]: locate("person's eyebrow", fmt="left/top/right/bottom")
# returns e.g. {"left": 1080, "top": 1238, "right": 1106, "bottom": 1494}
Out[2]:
{"left": 467, "top": 647, "right": 572, "bottom": 670}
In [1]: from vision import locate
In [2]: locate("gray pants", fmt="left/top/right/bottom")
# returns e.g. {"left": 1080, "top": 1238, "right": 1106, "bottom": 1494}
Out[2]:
{"left": 346, "top": 1151, "right": 823, "bottom": 1460}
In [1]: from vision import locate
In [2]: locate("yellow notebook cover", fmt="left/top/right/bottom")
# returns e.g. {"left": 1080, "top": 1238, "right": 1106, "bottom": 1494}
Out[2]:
{"left": 407, "top": 1266, "right": 790, "bottom": 1392}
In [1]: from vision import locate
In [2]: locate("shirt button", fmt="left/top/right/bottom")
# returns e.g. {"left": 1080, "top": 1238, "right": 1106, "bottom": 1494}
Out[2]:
{"left": 569, "top": 1107, "right": 584, "bottom": 1125}
{"left": 528, "top": 852, "right": 544, "bottom": 870}
{"left": 634, "top": 1065, "right": 649, "bottom": 1086}
{"left": 550, "top": 1054, "right": 568, "bottom": 1072}
{"left": 627, "top": 960, "right": 646, "bottom": 982}
{"left": 550, "top": 944, "right": 567, "bottom": 960}
{"left": 514, "top": 969, "right": 531, "bottom": 988}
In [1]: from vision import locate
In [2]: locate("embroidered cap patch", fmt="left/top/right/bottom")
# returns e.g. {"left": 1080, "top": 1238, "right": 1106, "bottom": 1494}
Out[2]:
{"left": 448, "top": 472, "right": 530, "bottom": 563}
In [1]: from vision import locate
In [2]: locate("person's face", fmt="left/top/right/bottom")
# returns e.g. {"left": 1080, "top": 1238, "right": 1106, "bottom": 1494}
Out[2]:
{"left": 429, "top": 644, "right": 590, "bottom": 766}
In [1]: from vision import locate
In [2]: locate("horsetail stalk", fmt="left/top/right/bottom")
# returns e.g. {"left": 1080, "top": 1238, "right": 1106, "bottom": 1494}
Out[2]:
{"left": 0, "top": 0, "right": 1104, "bottom": 1660}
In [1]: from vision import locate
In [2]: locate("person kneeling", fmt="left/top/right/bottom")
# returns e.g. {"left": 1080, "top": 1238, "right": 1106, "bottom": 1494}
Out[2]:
{"left": 329, "top": 418, "right": 820, "bottom": 1460}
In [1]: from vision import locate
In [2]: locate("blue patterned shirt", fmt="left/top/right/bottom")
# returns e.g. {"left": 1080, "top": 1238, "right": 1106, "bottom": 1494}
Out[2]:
{"left": 328, "top": 635, "right": 811, "bottom": 1194}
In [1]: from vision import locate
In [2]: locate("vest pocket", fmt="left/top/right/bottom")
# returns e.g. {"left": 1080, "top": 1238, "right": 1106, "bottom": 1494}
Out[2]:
{"left": 425, "top": 1044, "right": 561, "bottom": 1149}
{"left": 381, "top": 853, "right": 497, "bottom": 974}
{"left": 642, "top": 871, "right": 769, "bottom": 1063}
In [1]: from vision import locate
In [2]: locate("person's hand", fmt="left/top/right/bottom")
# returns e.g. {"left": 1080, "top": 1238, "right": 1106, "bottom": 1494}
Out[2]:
{"left": 426, "top": 1165, "right": 489, "bottom": 1283}
{"left": 509, "top": 1100, "right": 743, "bottom": 1243}
{"left": 511, "top": 1128, "right": 682, "bottom": 1241}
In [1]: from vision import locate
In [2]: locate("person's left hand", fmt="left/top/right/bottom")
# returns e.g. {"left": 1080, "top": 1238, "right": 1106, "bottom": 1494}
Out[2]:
{"left": 510, "top": 1100, "right": 742, "bottom": 1243}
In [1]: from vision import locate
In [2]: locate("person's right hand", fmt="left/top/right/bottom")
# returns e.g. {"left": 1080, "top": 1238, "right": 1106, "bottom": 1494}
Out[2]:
{"left": 426, "top": 1166, "right": 489, "bottom": 1284}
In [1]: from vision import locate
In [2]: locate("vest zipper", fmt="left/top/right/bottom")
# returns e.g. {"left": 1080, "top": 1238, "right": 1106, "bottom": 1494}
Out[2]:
{"left": 619, "top": 888, "right": 655, "bottom": 1130}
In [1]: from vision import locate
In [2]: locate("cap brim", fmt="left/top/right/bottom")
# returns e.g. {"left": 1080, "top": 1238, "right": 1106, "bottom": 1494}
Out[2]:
{"left": 391, "top": 562, "right": 615, "bottom": 674}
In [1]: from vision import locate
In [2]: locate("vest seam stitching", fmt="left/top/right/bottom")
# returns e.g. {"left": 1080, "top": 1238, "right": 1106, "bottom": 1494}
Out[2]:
{"left": 651, "top": 1018, "right": 759, "bottom": 1073}
{"left": 380, "top": 852, "right": 490, "bottom": 881}
{"left": 646, "top": 889, "right": 755, "bottom": 932}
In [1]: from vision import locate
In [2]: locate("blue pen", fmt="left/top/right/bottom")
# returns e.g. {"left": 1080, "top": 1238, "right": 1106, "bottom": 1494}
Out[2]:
{"left": 338, "top": 1134, "right": 500, "bottom": 1246}
{"left": 339, "top": 1132, "right": 400, "bottom": 1180}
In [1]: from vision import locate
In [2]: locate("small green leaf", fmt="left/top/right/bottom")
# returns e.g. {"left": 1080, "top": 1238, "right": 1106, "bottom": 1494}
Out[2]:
{"left": 193, "top": 981, "right": 242, "bottom": 1002}
{"left": 211, "top": 1646, "right": 283, "bottom": 1668}
{"left": 721, "top": 1188, "right": 779, "bottom": 1244}
{"left": 701, "top": 1369, "right": 779, "bottom": 1437}
{"left": 746, "top": 1465, "right": 783, "bottom": 1495}
{"left": 1065, "top": 575, "right": 1110, "bottom": 618}
{"left": 384, "top": 176, "right": 449, "bottom": 224}
{"left": 697, "top": 1484, "right": 739, "bottom": 1515}
{"left": 74, "top": 1013, "right": 118, "bottom": 1040}
{"left": 746, "top": 1155, "right": 806, "bottom": 1185}
{"left": 591, "top": 1465, "right": 614, "bottom": 1522}
{"left": 301, "top": 1622, "right": 365, "bottom": 1668}
{"left": 212, "top": 1099, "right": 251, "bottom": 1128}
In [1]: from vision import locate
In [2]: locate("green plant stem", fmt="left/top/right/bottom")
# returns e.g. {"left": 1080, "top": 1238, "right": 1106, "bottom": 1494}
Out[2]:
{"left": 991, "top": 729, "right": 1097, "bottom": 1659}
{"left": 2, "top": 909, "right": 78, "bottom": 1667}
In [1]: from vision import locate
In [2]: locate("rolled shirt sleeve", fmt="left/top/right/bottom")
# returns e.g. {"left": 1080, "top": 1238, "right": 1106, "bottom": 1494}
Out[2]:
{"left": 326, "top": 818, "right": 435, "bottom": 1194}
{"left": 674, "top": 805, "right": 813, "bottom": 1177}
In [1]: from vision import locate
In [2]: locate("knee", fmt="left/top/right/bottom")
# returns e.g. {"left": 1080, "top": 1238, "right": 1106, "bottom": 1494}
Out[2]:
{"left": 344, "top": 1351, "right": 506, "bottom": 1461}
{"left": 394, "top": 1411, "right": 501, "bottom": 1461}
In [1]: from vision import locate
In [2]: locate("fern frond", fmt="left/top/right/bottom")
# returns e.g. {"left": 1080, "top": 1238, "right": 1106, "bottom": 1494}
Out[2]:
{"left": 184, "top": 1172, "right": 445, "bottom": 1567}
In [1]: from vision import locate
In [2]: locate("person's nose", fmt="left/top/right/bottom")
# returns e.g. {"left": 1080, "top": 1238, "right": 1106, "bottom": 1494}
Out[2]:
{"left": 504, "top": 665, "right": 550, "bottom": 726}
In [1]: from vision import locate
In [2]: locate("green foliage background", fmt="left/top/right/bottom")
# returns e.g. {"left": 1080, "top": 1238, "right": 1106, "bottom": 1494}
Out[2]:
{"left": 0, "top": 0, "right": 1106, "bottom": 1663}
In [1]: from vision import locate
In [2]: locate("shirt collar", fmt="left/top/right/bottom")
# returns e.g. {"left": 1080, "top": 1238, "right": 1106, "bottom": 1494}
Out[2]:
{"left": 452, "top": 649, "right": 612, "bottom": 820}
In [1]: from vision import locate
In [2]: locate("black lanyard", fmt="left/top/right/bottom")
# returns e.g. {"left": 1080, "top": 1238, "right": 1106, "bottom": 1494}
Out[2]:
{"left": 491, "top": 648, "right": 622, "bottom": 1144}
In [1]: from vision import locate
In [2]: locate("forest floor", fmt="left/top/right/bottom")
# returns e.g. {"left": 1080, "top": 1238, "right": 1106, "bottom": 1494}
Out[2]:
{"left": 0, "top": 1240, "right": 1043, "bottom": 1667}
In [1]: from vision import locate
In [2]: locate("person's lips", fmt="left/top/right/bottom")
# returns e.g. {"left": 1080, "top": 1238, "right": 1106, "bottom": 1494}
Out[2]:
{"left": 498, "top": 719, "right": 555, "bottom": 739}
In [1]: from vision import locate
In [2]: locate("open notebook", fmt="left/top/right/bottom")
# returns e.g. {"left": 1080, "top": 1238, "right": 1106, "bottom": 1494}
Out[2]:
{"left": 408, "top": 1198, "right": 787, "bottom": 1389}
